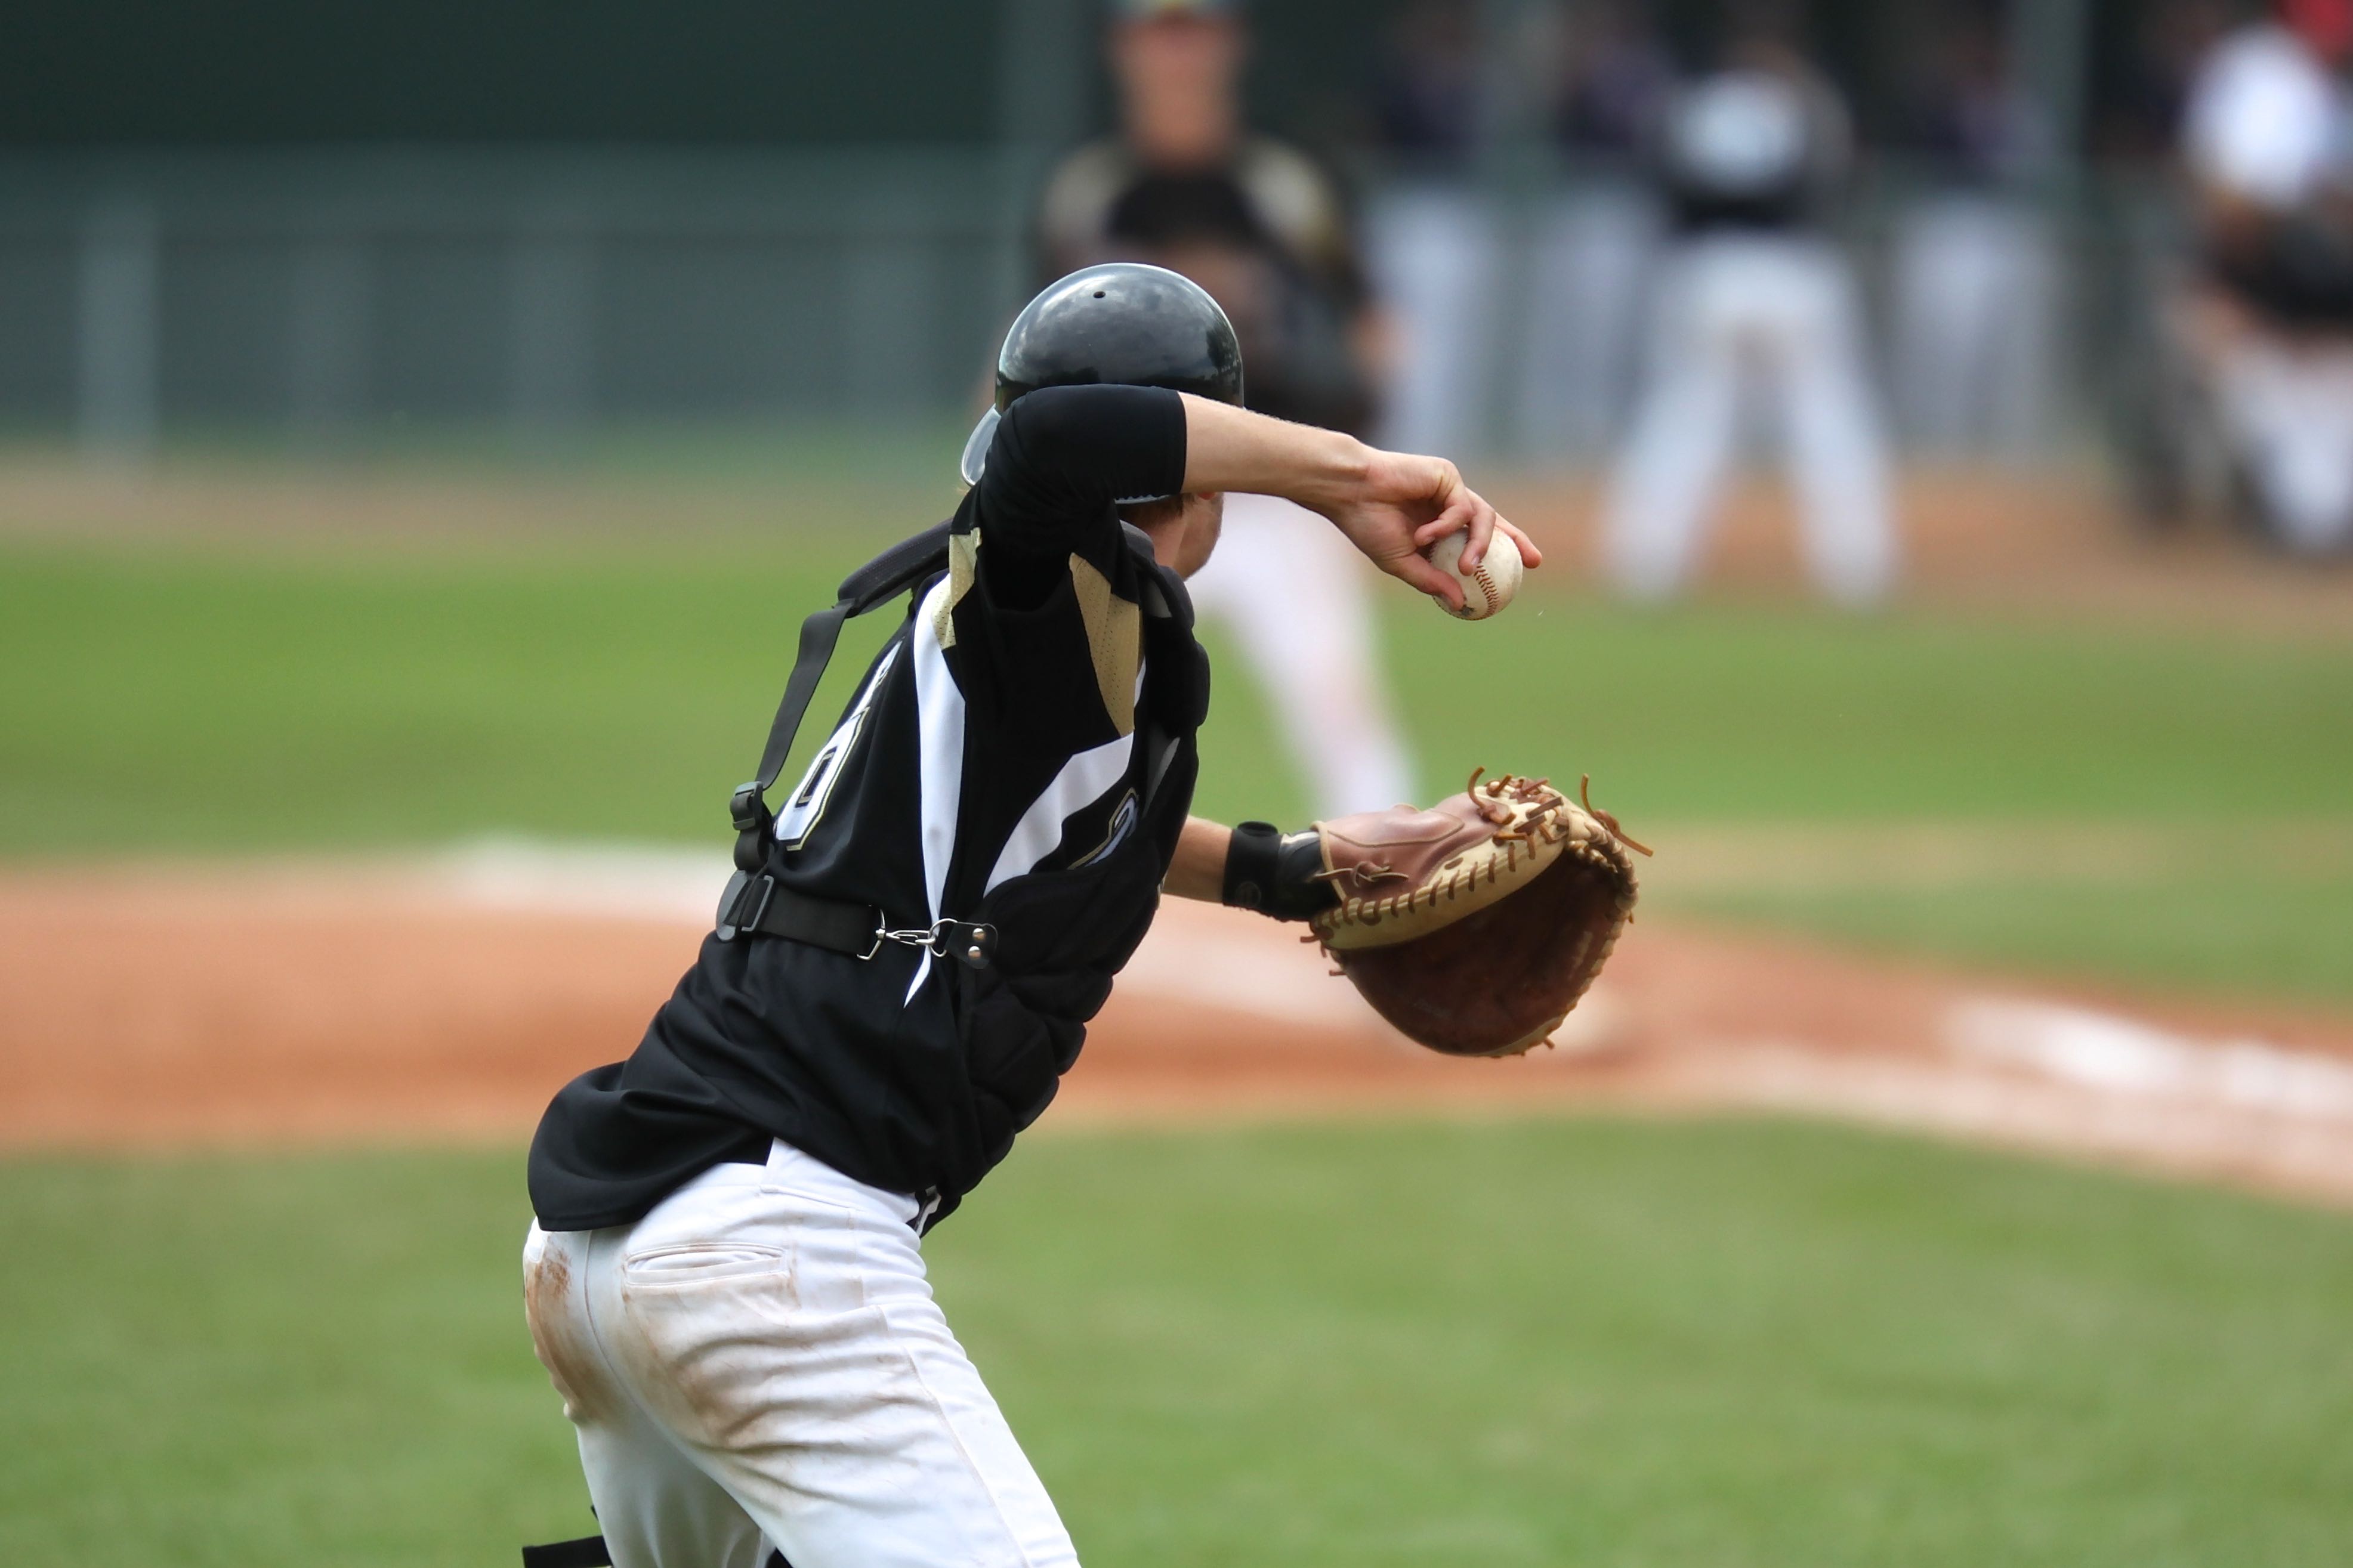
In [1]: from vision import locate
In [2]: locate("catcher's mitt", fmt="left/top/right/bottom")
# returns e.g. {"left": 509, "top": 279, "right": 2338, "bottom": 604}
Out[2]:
{"left": 1308, "top": 770, "right": 1647, "bottom": 1057}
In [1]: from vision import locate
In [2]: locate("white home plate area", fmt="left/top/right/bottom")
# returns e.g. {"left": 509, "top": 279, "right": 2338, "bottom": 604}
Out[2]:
{"left": 5, "top": 839, "right": 2352, "bottom": 1207}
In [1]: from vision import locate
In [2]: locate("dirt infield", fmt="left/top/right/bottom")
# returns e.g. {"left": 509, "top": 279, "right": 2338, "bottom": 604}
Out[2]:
{"left": 7, "top": 851, "right": 2353, "bottom": 1207}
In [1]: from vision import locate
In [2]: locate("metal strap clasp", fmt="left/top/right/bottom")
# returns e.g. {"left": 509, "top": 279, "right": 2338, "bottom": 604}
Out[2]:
{"left": 865, "top": 917, "right": 998, "bottom": 970}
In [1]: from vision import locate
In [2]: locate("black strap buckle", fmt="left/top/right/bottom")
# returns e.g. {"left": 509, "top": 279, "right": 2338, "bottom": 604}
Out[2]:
{"left": 864, "top": 918, "right": 997, "bottom": 970}
{"left": 728, "top": 781, "right": 770, "bottom": 834}
{"left": 714, "top": 868, "right": 773, "bottom": 942}
{"left": 728, "top": 782, "right": 774, "bottom": 874}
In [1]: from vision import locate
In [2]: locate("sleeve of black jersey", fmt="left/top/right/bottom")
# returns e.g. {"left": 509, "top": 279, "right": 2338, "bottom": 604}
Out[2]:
{"left": 971, "top": 384, "right": 1187, "bottom": 568}
{"left": 942, "top": 384, "right": 1184, "bottom": 756}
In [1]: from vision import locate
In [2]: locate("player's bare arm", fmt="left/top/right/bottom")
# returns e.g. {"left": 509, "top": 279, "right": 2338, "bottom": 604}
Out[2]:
{"left": 1176, "top": 393, "right": 1542, "bottom": 610}
{"left": 1164, "top": 816, "right": 1232, "bottom": 902}
{"left": 1168, "top": 812, "right": 1350, "bottom": 940}
{"left": 1163, "top": 813, "right": 1339, "bottom": 919}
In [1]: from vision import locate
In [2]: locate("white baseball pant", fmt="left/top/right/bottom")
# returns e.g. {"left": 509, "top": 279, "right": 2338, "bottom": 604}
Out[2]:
{"left": 523, "top": 1141, "right": 1079, "bottom": 1568}
{"left": 1365, "top": 185, "right": 1502, "bottom": 463}
{"left": 2210, "top": 335, "right": 2353, "bottom": 553}
{"left": 1889, "top": 194, "right": 2061, "bottom": 462}
{"left": 1602, "top": 232, "right": 1898, "bottom": 606}
{"left": 1185, "top": 490, "right": 1415, "bottom": 818}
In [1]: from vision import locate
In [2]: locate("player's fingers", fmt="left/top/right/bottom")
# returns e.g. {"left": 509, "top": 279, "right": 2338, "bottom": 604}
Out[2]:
{"left": 1416, "top": 502, "right": 1540, "bottom": 572}
{"left": 1457, "top": 499, "right": 1499, "bottom": 571}
{"left": 1411, "top": 499, "right": 1477, "bottom": 550}
{"left": 1497, "top": 515, "right": 1543, "bottom": 568}
{"left": 1388, "top": 545, "right": 1464, "bottom": 608}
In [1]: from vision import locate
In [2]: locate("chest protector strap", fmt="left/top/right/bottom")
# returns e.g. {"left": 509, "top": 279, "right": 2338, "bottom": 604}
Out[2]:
{"left": 720, "top": 519, "right": 1193, "bottom": 942}
{"left": 727, "top": 520, "right": 955, "bottom": 875}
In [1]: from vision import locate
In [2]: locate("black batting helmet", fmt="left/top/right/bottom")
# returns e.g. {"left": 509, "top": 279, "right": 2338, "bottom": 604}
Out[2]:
{"left": 959, "top": 262, "right": 1245, "bottom": 489}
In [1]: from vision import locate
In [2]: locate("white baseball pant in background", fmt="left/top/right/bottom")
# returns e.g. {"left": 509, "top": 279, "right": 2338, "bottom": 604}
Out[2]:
{"left": 2210, "top": 337, "right": 2353, "bottom": 553}
{"left": 1602, "top": 232, "right": 1898, "bottom": 606}
{"left": 523, "top": 1142, "right": 1079, "bottom": 1568}
{"left": 1365, "top": 186, "right": 1502, "bottom": 464}
{"left": 1889, "top": 194, "right": 2062, "bottom": 463}
{"left": 1185, "top": 490, "right": 1416, "bottom": 817}
{"left": 1515, "top": 185, "right": 1662, "bottom": 461}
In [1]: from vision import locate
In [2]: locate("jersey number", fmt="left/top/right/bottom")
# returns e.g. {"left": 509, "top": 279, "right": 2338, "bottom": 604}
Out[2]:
{"left": 775, "top": 644, "right": 899, "bottom": 851}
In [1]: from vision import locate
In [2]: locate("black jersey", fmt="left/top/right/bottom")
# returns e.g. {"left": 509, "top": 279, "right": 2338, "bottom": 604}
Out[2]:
{"left": 528, "top": 385, "right": 1209, "bottom": 1232}
{"left": 1659, "top": 69, "right": 1849, "bottom": 237}
{"left": 2212, "top": 213, "right": 2353, "bottom": 330}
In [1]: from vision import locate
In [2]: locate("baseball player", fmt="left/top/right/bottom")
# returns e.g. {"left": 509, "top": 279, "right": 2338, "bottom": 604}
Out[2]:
{"left": 1036, "top": 0, "right": 1413, "bottom": 817}
{"left": 519, "top": 263, "right": 1539, "bottom": 1568}
{"left": 1599, "top": 35, "right": 1898, "bottom": 605}
{"left": 2165, "top": 0, "right": 2353, "bottom": 554}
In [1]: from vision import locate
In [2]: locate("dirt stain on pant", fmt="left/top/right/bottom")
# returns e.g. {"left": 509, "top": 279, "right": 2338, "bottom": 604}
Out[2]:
{"left": 524, "top": 1241, "right": 609, "bottom": 1425}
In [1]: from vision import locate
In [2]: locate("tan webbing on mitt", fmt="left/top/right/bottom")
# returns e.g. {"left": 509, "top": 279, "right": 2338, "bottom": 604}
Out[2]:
{"left": 1309, "top": 769, "right": 1647, "bottom": 1057}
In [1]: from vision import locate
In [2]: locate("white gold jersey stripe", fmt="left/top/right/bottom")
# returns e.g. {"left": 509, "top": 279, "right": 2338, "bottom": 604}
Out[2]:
{"left": 983, "top": 727, "right": 1138, "bottom": 896}
{"left": 905, "top": 577, "right": 968, "bottom": 1001}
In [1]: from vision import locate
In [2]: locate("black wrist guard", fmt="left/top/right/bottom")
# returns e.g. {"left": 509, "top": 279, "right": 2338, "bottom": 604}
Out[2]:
{"left": 1221, "top": 821, "right": 1338, "bottom": 921}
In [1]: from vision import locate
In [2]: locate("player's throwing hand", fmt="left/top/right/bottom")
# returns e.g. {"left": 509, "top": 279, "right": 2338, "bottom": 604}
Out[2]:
{"left": 1333, "top": 449, "right": 1542, "bottom": 610}
{"left": 1175, "top": 396, "right": 1542, "bottom": 614}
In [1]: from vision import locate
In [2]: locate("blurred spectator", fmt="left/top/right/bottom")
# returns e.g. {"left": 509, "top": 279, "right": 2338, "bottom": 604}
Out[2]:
{"left": 2184, "top": 3, "right": 2352, "bottom": 218}
{"left": 1599, "top": 27, "right": 1898, "bottom": 605}
{"left": 1373, "top": 0, "right": 1482, "bottom": 163}
{"left": 1499, "top": 2, "right": 1678, "bottom": 462}
{"left": 1362, "top": 1, "right": 1496, "bottom": 463}
{"left": 1885, "top": 2, "right": 2065, "bottom": 460}
{"left": 2160, "top": 0, "right": 2353, "bottom": 553}
{"left": 2098, "top": 0, "right": 2239, "bottom": 162}
{"left": 1035, "top": 0, "right": 1415, "bottom": 816}
{"left": 1553, "top": 0, "right": 1679, "bottom": 156}
{"left": 1891, "top": 1, "right": 2043, "bottom": 179}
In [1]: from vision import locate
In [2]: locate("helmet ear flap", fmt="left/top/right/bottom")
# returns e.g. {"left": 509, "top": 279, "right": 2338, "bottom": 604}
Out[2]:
{"left": 958, "top": 407, "right": 1002, "bottom": 487}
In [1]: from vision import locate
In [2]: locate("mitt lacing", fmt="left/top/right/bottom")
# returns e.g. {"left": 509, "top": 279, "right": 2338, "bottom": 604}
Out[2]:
{"left": 1311, "top": 768, "right": 1646, "bottom": 947}
{"left": 1311, "top": 860, "right": 1406, "bottom": 886}
{"left": 1577, "top": 774, "right": 1653, "bottom": 858}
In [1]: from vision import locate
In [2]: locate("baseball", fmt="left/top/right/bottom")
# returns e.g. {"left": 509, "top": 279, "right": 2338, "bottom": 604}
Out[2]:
{"left": 1425, "top": 528, "right": 1523, "bottom": 620}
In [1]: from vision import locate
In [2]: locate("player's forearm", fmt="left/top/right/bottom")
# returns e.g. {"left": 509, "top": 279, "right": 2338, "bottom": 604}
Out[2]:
{"left": 1177, "top": 394, "right": 1370, "bottom": 509}
{"left": 1167, "top": 815, "right": 1338, "bottom": 921}
{"left": 1164, "top": 816, "right": 1233, "bottom": 903}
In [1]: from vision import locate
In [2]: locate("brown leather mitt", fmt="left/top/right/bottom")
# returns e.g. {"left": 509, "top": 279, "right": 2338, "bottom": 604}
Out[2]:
{"left": 1310, "top": 770, "right": 1647, "bottom": 1057}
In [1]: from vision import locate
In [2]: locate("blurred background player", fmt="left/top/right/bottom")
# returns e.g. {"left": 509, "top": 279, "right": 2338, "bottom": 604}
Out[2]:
{"left": 1883, "top": 1, "right": 2063, "bottom": 465}
{"left": 2159, "top": 0, "right": 2353, "bottom": 556}
{"left": 1599, "top": 12, "right": 1898, "bottom": 607}
{"left": 1036, "top": 0, "right": 1415, "bottom": 817}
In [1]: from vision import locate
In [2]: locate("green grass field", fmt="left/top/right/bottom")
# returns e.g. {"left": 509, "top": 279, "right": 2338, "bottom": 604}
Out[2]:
{"left": 4, "top": 534, "right": 2349, "bottom": 1004}
{"left": 4, "top": 1123, "right": 2351, "bottom": 1568}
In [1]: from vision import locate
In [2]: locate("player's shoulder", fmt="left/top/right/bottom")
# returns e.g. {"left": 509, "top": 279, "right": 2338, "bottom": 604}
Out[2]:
{"left": 1234, "top": 135, "right": 1352, "bottom": 246}
{"left": 1039, "top": 138, "right": 1144, "bottom": 248}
